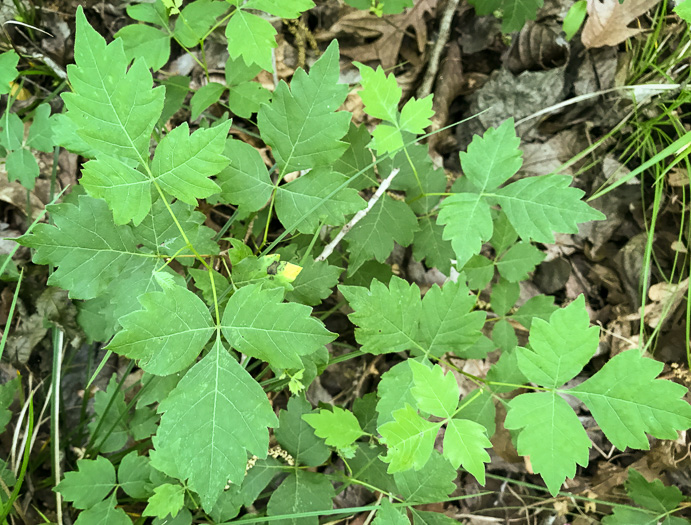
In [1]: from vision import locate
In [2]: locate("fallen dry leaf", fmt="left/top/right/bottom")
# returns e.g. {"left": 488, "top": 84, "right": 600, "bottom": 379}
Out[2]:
{"left": 582, "top": 0, "right": 662, "bottom": 48}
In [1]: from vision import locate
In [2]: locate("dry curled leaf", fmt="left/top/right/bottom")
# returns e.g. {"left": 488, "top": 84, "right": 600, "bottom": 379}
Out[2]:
{"left": 581, "top": 0, "right": 662, "bottom": 48}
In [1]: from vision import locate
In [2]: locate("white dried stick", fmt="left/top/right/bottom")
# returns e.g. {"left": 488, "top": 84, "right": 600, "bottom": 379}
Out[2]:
{"left": 316, "top": 168, "right": 401, "bottom": 262}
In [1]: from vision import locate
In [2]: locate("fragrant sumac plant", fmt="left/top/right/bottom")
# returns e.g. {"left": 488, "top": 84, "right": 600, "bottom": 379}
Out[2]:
{"left": 1, "top": 1, "right": 690, "bottom": 524}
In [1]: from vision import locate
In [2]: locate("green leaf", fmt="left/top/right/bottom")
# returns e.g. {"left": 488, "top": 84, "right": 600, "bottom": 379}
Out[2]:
{"left": 88, "top": 374, "right": 129, "bottom": 453}
{"left": 266, "top": 470, "right": 335, "bottom": 525}
{"left": 516, "top": 296, "right": 599, "bottom": 389}
{"left": 398, "top": 95, "right": 434, "bottom": 135}
{"left": 569, "top": 349, "right": 691, "bottom": 450}
{"left": 27, "top": 103, "right": 57, "bottom": 152}
{"left": 6, "top": 148, "right": 39, "bottom": 190}
{"left": 286, "top": 258, "right": 342, "bottom": 306}
{"left": 244, "top": 0, "right": 315, "bottom": 18}
{"left": 74, "top": 494, "right": 132, "bottom": 525}
{"left": 340, "top": 276, "right": 421, "bottom": 355}
{"left": 378, "top": 404, "right": 439, "bottom": 472}
{"left": 303, "top": 407, "right": 364, "bottom": 449}
{"left": 0, "top": 378, "right": 18, "bottom": 434}
{"left": 505, "top": 392, "right": 591, "bottom": 496}
{"left": 173, "top": 0, "right": 227, "bottom": 47}
{"left": 190, "top": 82, "right": 226, "bottom": 120}
{"left": 410, "top": 509, "right": 459, "bottom": 525}
{"left": 275, "top": 396, "right": 331, "bottom": 467}
{"left": 217, "top": 139, "right": 273, "bottom": 212}
{"left": 0, "top": 51, "right": 19, "bottom": 94}
{"left": 152, "top": 339, "right": 278, "bottom": 510}
{"left": 127, "top": 1, "right": 168, "bottom": 26}
{"left": 63, "top": 7, "right": 164, "bottom": 164}
{"left": 355, "top": 63, "right": 401, "bottom": 123}
{"left": 461, "top": 118, "right": 521, "bottom": 192}
{"left": 371, "top": 123, "right": 404, "bottom": 155}
{"left": 115, "top": 24, "right": 170, "bottom": 71}
{"left": 418, "top": 280, "right": 486, "bottom": 359}
{"left": 345, "top": 194, "right": 418, "bottom": 275}
{"left": 409, "top": 361, "right": 458, "bottom": 419}
{"left": 353, "top": 392, "right": 379, "bottom": 434}
{"left": 0, "top": 111, "right": 23, "bottom": 150}
{"left": 55, "top": 456, "right": 116, "bottom": 509}
{"left": 503, "top": 0, "right": 544, "bottom": 32}
{"left": 258, "top": 40, "right": 350, "bottom": 172}
{"left": 393, "top": 451, "right": 456, "bottom": 503}
{"left": 490, "top": 209, "right": 518, "bottom": 255}
{"left": 373, "top": 499, "right": 409, "bottom": 525}
{"left": 443, "top": 418, "right": 491, "bottom": 484}
{"left": 131, "top": 406, "right": 159, "bottom": 440}
{"left": 152, "top": 121, "right": 229, "bottom": 205}
{"left": 495, "top": 242, "right": 545, "bottom": 282}
{"left": 108, "top": 284, "right": 215, "bottom": 375}
{"left": 494, "top": 317, "right": 517, "bottom": 352}
{"left": 221, "top": 284, "right": 336, "bottom": 369}
{"left": 495, "top": 174, "right": 605, "bottom": 243}
{"left": 333, "top": 123, "right": 377, "bottom": 189}
{"left": 456, "top": 388, "right": 496, "bottom": 437}
{"left": 385, "top": 143, "right": 446, "bottom": 214}
{"left": 626, "top": 468, "right": 683, "bottom": 513}
{"left": 228, "top": 81, "right": 272, "bottom": 118}
{"left": 239, "top": 457, "right": 282, "bottom": 507}
{"left": 510, "top": 294, "right": 557, "bottom": 329}
{"left": 675, "top": 0, "right": 691, "bottom": 22}
{"left": 602, "top": 507, "right": 666, "bottom": 525}
{"left": 412, "top": 217, "right": 454, "bottom": 275}
{"left": 437, "top": 192, "right": 492, "bottom": 268}
{"left": 275, "top": 169, "right": 365, "bottom": 233}
{"left": 563, "top": 0, "right": 587, "bottom": 40}
{"left": 118, "top": 452, "right": 154, "bottom": 499}
{"left": 143, "top": 483, "right": 185, "bottom": 519}
{"left": 490, "top": 279, "right": 519, "bottom": 317}
{"left": 226, "top": 10, "right": 277, "bottom": 71}
{"left": 350, "top": 443, "right": 398, "bottom": 494}
{"left": 376, "top": 360, "right": 417, "bottom": 427}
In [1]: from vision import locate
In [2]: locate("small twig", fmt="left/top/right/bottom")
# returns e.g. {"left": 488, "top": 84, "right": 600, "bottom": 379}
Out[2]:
{"left": 316, "top": 169, "right": 400, "bottom": 262}
{"left": 417, "top": 0, "right": 461, "bottom": 99}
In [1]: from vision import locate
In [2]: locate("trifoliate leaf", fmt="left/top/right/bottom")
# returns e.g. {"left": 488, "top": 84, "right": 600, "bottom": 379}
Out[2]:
{"left": 340, "top": 276, "right": 421, "bottom": 355}
{"left": 108, "top": 284, "right": 215, "bottom": 375}
{"left": 490, "top": 279, "right": 519, "bottom": 317}
{"left": 275, "top": 396, "right": 330, "bottom": 467}
{"left": 226, "top": 10, "right": 276, "bottom": 71}
{"left": 118, "top": 452, "right": 154, "bottom": 499}
{"left": 152, "top": 121, "right": 229, "bottom": 205}
{"left": 345, "top": 194, "right": 418, "bottom": 275}
{"left": 275, "top": 169, "right": 365, "bottom": 233}
{"left": 303, "top": 407, "right": 364, "bottom": 449}
{"left": 355, "top": 63, "right": 401, "bottom": 123}
{"left": 437, "top": 192, "right": 492, "bottom": 268}
{"left": 152, "top": 339, "right": 278, "bottom": 510}
{"left": 505, "top": 392, "right": 591, "bottom": 496}
{"left": 516, "top": 296, "right": 598, "bottom": 388}
{"left": 379, "top": 404, "right": 439, "bottom": 472}
{"left": 0, "top": 51, "right": 19, "bottom": 94}
{"left": 266, "top": 471, "right": 335, "bottom": 525}
{"left": 409, "top": 361, "right": 459, "bottom": 418}
{"left": 245, "top": 0, "right": 315, "bottom": 18}
{"left": 63, "top": 7, "right": 164, "bottom": 164}
{"left": 143, "top": 483, "right": 185, "bottom": 519}
{"left": 412, "top": 217, "right": 454, "bottom": 275}
{"left": 286, "top": 258, "right": 342, "bottom": 306}
{"left": 173, "top": 0, "right": 227, "bottom": 47}
{"left": 217, "top": 139, "right": 273, "bottom": 212}
{"left": 460, "top": 118, "right": 521, "bottom": 192}
{"left": 495, "top": 174, "right": 605, "bottom": 243}
{"left": 74, "top": 494, "right": 131, "bottom": 525}
{"left": 495, "top": 242, "right": 545, "bottom": 282}
{"left": 258, "top": 40, "right": 350, "bottom": 172}
{"left": 115, "top": 24, "right": 170, "bottom": 71}
{"left": 569, "top": 349, "right": 691, "bottom": 450}
{"left": 55, "top": 456, "right": 116, "bottom": 509}
{"left": 393, "top": 451, "right": 456, "bottom": 503}
{"left": 418, "top": 280, "right": 486, "bottom": 358}
{"left": 221, "top": 284, "right": 336, "bottom": 369}
{"left": 190, "top": 82, "right": 226, "bottom": 120}
{"left": 88, "top": 375, "right": 129, "bottom": 453}
{"left": 443, "top": 419, "right": 491, "bottom": 484}
{"left": 373, "top": 499, "right": 409, "bottom": 525}
{"left": 376, "top": 360, "right": 417, "bottom": 428}
{"left": 626, "top": 468, "right": 683, "bottom": 513}
{"left": 399, "top": 96, "right": 434, "bottom": 135}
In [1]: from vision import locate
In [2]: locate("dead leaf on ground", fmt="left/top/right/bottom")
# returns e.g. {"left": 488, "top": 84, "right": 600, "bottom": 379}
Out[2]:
{"left": 318, "top": 0, "right": 438, "bottom": 70}
{"left": 582, "top": 0, "right": 662, "bottom": 48}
